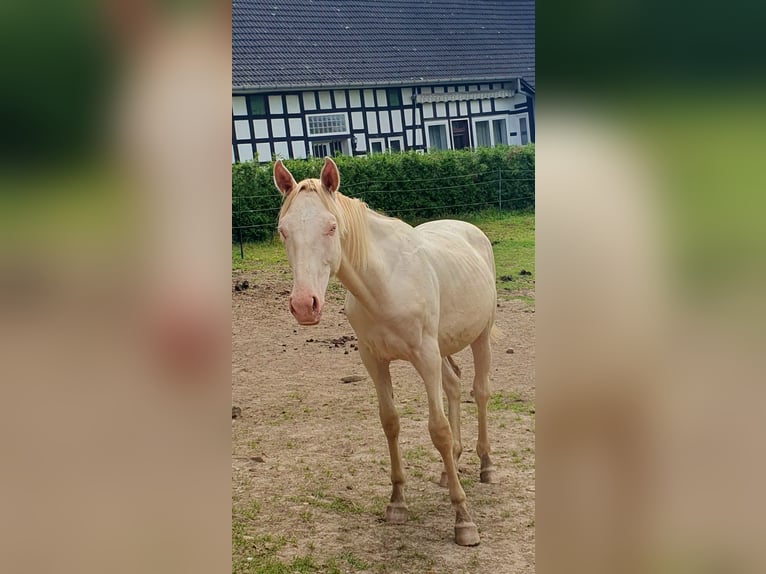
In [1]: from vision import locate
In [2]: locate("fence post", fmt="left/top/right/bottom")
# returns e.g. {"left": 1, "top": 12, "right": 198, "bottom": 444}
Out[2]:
{"left": 498, "top": 169, "right": 502, "bottom": 211}
{"left": 238, "top": 228, "right": 244, "bottom": 259}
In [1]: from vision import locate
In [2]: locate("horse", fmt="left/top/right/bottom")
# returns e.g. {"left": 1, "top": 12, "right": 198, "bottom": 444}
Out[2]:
{"left": 273, "top": 157, "right": 499, "bottom": 546}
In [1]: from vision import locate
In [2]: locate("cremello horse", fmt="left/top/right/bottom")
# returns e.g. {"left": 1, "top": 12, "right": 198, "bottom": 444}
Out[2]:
{"left": 274, "top": 157, "right": 498, "bottom": 546}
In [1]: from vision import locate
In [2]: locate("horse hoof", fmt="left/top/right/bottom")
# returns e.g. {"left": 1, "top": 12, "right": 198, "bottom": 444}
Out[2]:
{"left": 480, "top": 467, "right": 498, "bottom": 484}
{"left": 455, "top": 522, "right": 480, "bottom": 546}
{"left": 439, "top": 471, "right": 449, "bottom": 488}
{"left": 384, "top": 503, "right": 409, "bottom": 524}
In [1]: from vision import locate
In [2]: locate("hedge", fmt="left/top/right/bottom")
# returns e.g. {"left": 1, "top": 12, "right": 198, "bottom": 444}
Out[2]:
{"left": 233, "top": 144, "right": 534, "bottom": 242}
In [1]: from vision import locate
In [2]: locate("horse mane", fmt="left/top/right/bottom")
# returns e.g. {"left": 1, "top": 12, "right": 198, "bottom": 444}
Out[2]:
{"left": 279, "top": 179, "right": 369, "bottom": 271}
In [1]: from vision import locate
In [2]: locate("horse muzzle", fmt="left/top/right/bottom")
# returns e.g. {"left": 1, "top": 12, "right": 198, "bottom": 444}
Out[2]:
{"left": 289, "top": 292, "right": 323, "bottom": 325}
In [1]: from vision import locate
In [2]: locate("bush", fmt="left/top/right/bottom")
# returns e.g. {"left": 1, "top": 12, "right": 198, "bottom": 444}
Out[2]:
{"left": 232, "top": 145, "right": 534, "bottom": 242}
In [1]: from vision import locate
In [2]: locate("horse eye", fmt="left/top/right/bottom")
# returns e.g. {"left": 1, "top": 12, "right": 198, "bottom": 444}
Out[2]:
{"left": 328, "top": 224, "right": 337, "bottom": 235}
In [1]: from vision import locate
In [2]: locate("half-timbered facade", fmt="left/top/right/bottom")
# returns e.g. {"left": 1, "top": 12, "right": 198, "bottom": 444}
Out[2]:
{"left": 232, "top": 0, "right": 535, "bottom": 163}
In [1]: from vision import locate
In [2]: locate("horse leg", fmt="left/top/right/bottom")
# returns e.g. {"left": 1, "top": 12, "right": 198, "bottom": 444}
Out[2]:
{"left": 358, "top": 346, "right": 408, "bottom": 524}
{"left": 471, "top": 328, "right": 497, "bottom": 483}
{"left": 439, "top": 356, "right": 463, "bottom": 488}
{"left": 413, "top": 340, "right": 479, "bottom": 546}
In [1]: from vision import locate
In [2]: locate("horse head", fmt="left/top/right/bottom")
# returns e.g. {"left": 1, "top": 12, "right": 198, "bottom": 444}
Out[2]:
{"left": 274, "top": 157, "right": 342, "bottom": 325}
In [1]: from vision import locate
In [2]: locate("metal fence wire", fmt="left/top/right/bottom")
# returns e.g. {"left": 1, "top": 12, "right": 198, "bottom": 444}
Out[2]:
{"left": 233, "top": 169, "right": 534, "bottom": 258}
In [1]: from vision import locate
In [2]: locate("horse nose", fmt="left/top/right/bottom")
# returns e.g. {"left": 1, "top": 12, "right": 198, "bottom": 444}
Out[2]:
{"left": 289, "top": 293, "right": 323, "bottom": 324}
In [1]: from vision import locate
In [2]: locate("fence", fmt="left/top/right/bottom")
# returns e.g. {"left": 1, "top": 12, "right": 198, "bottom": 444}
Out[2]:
{"left": 233, "top": 167, "right": 534, "bottom": 258}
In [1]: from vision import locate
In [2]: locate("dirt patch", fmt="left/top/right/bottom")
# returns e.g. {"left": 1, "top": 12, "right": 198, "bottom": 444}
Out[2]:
{"left": 232, "top": 271, "right": 535, "bottom": 573}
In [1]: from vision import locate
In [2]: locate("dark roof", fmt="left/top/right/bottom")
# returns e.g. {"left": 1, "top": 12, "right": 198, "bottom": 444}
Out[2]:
{"left": 233, "top": 0, "right": 535, "bottom": 92}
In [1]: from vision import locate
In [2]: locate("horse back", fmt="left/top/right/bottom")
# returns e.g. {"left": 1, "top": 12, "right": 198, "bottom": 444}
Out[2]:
{"left": 415, "top": 219, "right": 496, "bottom": 278}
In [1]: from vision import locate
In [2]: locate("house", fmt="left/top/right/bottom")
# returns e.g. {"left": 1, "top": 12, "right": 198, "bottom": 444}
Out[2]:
{"left": 232, "top": 0, "right": 535, "bottom": 163}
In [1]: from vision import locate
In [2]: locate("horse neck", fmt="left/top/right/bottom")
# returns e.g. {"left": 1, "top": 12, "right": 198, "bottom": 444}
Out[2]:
{"left": 336, "top": 210, "right": 411, "bottom": 313}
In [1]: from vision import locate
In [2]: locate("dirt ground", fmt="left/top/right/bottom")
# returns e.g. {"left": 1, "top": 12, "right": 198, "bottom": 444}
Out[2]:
{"left": 232, "top": 270, "right": 535, "bottom": 573}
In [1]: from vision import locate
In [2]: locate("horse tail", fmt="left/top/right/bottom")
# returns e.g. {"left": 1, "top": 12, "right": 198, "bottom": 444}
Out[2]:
{"left": 446, "top": 355, "right": 461, "bottom": 379}
{"left": 490, "top": 323, "right": 503, "bottom": 342}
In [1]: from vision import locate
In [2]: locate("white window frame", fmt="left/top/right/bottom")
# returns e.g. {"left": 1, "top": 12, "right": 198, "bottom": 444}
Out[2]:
{"left": 473, "top": 118, "right": 493, "bottom": 148}
{"left": 310, "top": 138, "right": 349, "bottom": 158}
{"left": 471, "top": 114, "right": 511, "bottom": 148}
{"left": 424, "top": 120, "right": 451, "bottom": 151}
{"left": 368, "top": 137, "right": 386, "bottom": 154}
{"left": 492, "top": 117, "right": 509, "bottom": 146}
{"left": 305, "top": 112, "right": 350, "bottom": 137}
{"left": 517, "top": 113, "right": 530, "bottom": 145}
{"left": 387, "top": 136, "right": 404, "bottom": 153}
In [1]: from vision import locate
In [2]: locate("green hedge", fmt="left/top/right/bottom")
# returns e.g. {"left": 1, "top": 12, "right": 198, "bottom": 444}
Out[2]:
{"left": 233, "top": 144, "right": 534, "bottom": 241}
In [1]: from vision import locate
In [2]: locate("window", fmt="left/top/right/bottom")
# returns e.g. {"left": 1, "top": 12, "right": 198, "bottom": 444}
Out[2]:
{"left": 312, "top": 142, "right": 329, "bottom": 157}
{"left": 427, "top": 124, "right": 449, "bottom": 150}
{"left": 492, "top": 119, "right": 508, "bottom": 145}
{"left": 248, "top": 94, "right": 266, "bottom": 116}
{"left": 312, "top": 140, "right": 344, "bottom": 157}
{"left": 307, "top": 113, "right": 348, "bottom": 136}
{"left": 519, "top": 117, "right": 529, "bottom": 145}
{"left": 386, "top": 88, "right": 401, "bottom": 107}
{"left": 370, "top": 137, "right": 403, "bottom": 154}
{"left": 475, "top": 121, "right": 492, "bottom": 147}
{"left": 473, "top": 116, "right": 517, "bottom": 148}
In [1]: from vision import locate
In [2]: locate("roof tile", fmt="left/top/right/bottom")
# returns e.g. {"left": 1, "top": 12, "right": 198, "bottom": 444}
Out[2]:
{"left": 233, "top": 0, "right": 535, "bottom": 90}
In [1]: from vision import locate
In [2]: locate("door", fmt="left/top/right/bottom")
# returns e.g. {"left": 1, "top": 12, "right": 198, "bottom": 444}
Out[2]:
{"left": 451, "top": 120, "right": 470, "bottom": 150}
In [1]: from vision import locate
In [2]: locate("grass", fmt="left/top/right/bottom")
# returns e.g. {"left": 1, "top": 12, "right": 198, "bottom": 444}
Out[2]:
{"left": 487, "top": 391, "right": 535, "bottom": 415}
{"left": 458, "top": 209, "right": 535, "bottom": 297}
{"left": 306, "top": 491, "right": 365, "bottom": 515}
{"left": 237, "top": 500, "right": 262, "bottom": 521}
{"left": 338, "top": 552, "right": 370, "bottom": 570}
{"left": 403, "top": 445, "right": 439, "bottom": 463}
{"left": 400, "top": 404, "right": 416, "bottom": 416}
{"left": 233, "top": 209, "right": 534, "bottom": 302}
{"left": 232, "top": 236, "right": 287, "bottom": 274}
{"left": 232, "top": 519, "right": 371, "bottom": 574}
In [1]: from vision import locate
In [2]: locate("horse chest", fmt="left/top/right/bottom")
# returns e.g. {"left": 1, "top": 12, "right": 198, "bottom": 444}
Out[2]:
{"left": 361, "top": 328, "right": 416, "bottom": 361}
{"left": 345, "top": 306, "right": 423, "bottom": 362}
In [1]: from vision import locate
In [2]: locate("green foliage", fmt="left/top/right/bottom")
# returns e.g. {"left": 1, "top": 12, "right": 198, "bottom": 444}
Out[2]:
{"left": 487, "top": 391, "right": 535, "bottom": 414}
{"left": 232, "top": 145, "right": 535, "bottom": 241}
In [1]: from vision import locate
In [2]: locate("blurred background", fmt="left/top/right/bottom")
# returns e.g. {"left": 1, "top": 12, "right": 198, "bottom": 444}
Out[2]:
{"left": 537, "top": 1, "right": 766, "bottom": 573}
{"left": 1, "top": 0, "right": 764, "bottom": 572}
{"left": 0, "top": 0, "right": 231, "bottom": 572}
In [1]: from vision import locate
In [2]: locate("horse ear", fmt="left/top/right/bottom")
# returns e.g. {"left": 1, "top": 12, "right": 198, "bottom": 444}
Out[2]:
{"left": 320, "top": 157, "right": 340, "bottom": 194}
{"left": 273, "top": 160, "right": 297, "bottom": 197}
